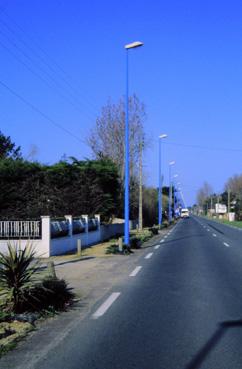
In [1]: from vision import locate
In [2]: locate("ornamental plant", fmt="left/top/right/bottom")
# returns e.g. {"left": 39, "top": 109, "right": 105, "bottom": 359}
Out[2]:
{"left": 0, "top": 243, "right": 39, "bottom": 313}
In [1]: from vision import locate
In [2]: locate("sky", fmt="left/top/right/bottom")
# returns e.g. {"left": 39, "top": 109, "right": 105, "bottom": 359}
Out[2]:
{"left": 1, "top": 0, "right": 242, "bottom": 206}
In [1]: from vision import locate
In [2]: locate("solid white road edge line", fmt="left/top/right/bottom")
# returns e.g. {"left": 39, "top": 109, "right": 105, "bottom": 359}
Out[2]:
{"left": 145, "top": 252, "right": 153, "bottom": 259}
{"left": 92, "top": 292, "right": 121, "bottom": 319}
{"left": 223, "top": 242, "right": 230, "bottom": 247}
{"left": 154, "top": 245, "right": 160, "bottom": 249}
{"left": 129, "top": 266, "right": 142, "bottom": 277}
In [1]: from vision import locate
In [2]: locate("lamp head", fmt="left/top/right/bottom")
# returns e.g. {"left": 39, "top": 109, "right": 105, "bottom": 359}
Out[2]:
{"left": 125, "top": 41, "right": 144, "bottom": 49}
{"left": 159, "top": 134, "right": 168, "bottom": 139}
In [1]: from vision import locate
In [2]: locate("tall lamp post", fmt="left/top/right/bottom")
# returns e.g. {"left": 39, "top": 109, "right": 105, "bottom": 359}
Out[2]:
{"left": 124, "top": 41, "right": 144, "bottom": 245}
{"left": 158, "top": 134, "right": 168, "bottom": 228}
{"left": 173, "top": 174, "right": 178, "bottom": 218}
{"left": 168, "top": 161, "right": 175, "bottom": 223}
{"left": 175, "top": 181, "right": 181, "bottom": 215}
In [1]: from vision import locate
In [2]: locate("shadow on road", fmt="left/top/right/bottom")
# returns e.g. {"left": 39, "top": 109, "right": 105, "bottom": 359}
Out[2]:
{"left": 162, "top": 234, "right": 205, "bottom": 245}
{"left": 184, "top": 319, "right": 242, "bottom": 369}
{"left": 54, "top": 256, "right": 95, "bottom": 267}
{"left": 141, "top": 234, "right": 206, "bottom": 249}
{"left": 38, "top": 256, "right": 96, "bottom": 271}
{"left": 208, "top": 223, "right": 225, "bottom": 234}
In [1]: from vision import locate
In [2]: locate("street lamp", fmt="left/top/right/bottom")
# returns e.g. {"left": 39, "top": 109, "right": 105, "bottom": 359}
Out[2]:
{"left": 173, "top": 174, "right": 178, "bottom": 217}
{"left": 124, "top": 41, "right": 144, "bottom": 246}
{"left": 168, "top": 161, "right": 175, "bottom": 223}
{"left": 158, "top": 134, "right": 168, "bottom": 228}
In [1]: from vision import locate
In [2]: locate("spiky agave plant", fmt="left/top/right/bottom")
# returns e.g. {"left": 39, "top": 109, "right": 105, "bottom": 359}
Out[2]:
{"left": 0, "top": 242, "right": 39, "bottom": 313}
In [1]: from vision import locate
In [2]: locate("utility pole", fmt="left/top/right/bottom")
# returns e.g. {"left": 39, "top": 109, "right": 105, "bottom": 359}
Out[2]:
{"left": 138, "top": 139, "right": 143, "bottom": 231}
{"left": 228, "top": 188, "right": 231, "bottom": 213}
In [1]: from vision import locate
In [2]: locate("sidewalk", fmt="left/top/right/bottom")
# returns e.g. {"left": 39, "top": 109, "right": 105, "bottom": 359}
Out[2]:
{"left": 55, "top": 230, "right": 163, "bottom": 300}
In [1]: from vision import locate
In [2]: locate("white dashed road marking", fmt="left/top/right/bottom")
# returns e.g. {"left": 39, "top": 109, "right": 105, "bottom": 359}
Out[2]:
{"left": 129, "top": 266, "right": 142, "bottom": 277}
{"left": 154, "top": 245, "right": 160, "bottom": 249}
{"left": 223, "top": 242, "right": 230, "bottom": 247}
{"left": 213, "top": 233, "right": 217, "bottom": 237}
{"left": 145, "top": 252, "right": 153, "bottom": 259}
{"left": 92, "top": 292, "right": 121, "bottom": 319}
{"left": 160, "top": 239, "right": 165, "bottom": 243}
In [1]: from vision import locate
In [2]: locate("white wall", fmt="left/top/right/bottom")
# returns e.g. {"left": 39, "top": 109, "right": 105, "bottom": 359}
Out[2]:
{"left": 0, "top": 215, "right": 128, "bottom": 257}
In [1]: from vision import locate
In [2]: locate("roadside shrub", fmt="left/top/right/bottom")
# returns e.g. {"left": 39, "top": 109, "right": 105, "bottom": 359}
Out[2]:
{"left": 0, "top": 243, "right": 74, "bottom": 314}
{"left": 129, "top": 237, "right": 141, "bottom": 249}
{"left": 149, "top": 227, "right": 159, "bottom": 235}
{"left": 138, "top": 230, "right": 152, "bottom": 243}
{"left": 0, "top": 243, "right": 39, "bottom": 313}
{"left": 122, "top": 245, "right": 133, "bottom": 254}
{"left": 105, "top": 244, "right": 120, "bottom": 254}
{"left": 105, "top": 244, "right": 133, "bottom": 255}
{"left": 22, "top": 277, "right": 74, "bottom": 312}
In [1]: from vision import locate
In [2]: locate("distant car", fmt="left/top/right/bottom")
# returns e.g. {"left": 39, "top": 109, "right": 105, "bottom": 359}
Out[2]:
{"left": 180, "top": 208, "right": 190, "bottom": 218}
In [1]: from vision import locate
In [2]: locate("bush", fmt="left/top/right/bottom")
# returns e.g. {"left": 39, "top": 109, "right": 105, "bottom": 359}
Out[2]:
{"left": 105, "top": 244, "right": 120, "bottom": 254}
{"left": 0, "top": 243, "right": 39, "bottom": 313}
{"left": 129, "top": 237, "right": 141, "bottom": 249}
{"left": 149, "top": 227, "right": 159, "bottom": 235}
{"left": 21, "top": 277, "right": 74, "bottom": 312}
{"left": 0, "top": 243, "right": 74, "bottom": 314}
{"left": 105, "top": 244, "right": 133, "bottom": 255}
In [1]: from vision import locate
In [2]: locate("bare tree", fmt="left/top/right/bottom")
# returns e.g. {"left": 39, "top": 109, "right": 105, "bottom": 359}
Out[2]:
{"left": 25, "top": 144, "right": 39, "bottom": 161}
{"left": 197, "top": 182, "right": 213, "bottom": 207}
{"left": 225, "top": 174, "right": 242, "bottom": 195}
{"left": 87, "top": 94, "right": 146, "bottom": 181}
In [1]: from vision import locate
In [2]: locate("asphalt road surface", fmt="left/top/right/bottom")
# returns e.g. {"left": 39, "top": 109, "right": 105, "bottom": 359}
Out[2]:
{"left": 3, "top": 216, "right": 242, "bottom": 369}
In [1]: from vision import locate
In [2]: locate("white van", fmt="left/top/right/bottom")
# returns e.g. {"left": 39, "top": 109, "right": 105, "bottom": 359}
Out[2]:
{"left": 180, "top": 208, "right": 189, "bottom": 218}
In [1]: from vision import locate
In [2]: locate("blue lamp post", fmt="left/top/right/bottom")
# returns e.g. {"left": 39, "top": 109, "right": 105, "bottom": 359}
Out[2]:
{"left": 173, "top": 174, "right": 178, "bottom": 218}
{"left": 158, "top": 134, "right": 167, "bottom": 228}
{"left": 168, "top": 161, "right": 175, "bottom": 223}
{"left": 124, "top": 41, "right": 144, "bottom": 246}
{"left": 174, "top": 180, "right": 181, "bottom": 217}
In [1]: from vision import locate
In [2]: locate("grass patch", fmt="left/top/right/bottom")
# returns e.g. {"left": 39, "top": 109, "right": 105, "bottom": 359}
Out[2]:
{"left": 215, "top": 219, "right": 242, "bottom": 228}
{"left": 203, "top": 215, "right": 242, "bottom": 229}
{"left": 0, "top": 320, "right": 33, "bottom": 357}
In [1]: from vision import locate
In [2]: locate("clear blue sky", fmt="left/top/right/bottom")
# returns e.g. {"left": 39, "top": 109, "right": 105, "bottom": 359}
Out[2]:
{"left": 1, "top": 0, "right": 242, "bottom": 205}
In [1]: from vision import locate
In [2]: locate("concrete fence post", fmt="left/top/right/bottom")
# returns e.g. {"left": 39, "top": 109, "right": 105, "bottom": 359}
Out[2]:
{"left": 65, "top": 215, "right": 73, "bottom": 251}
{"left": 82, "top": 215, "right": 89, "bottom": 246}
{"left": 41, "top": 216, "right": 51, "bottom": 257}
{"left": 65, "top": 215, "right": 73, "bottom": 237}
{"left": 95, "top": 214, "right": 101, "bottom": 242}
{"left": 118, "top": 237, "right": 123, "bottom": 252}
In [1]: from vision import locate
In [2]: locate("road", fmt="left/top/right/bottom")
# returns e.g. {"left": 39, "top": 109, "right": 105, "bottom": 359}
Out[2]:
{"left": 2, "top": 216, "right": 242, "bottom": 369}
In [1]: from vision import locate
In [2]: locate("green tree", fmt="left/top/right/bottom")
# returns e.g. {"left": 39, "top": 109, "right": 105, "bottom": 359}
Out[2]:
{"left": 0, "top": 158, "right": 121, "bottom": 221}
{"left": 0, "top": 131, "right": 21, "bottom": 159}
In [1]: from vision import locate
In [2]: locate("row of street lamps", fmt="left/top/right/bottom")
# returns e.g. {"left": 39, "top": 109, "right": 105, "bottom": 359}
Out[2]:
{"left": 124, "top": 40, "right": 183, "bottom": 246}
